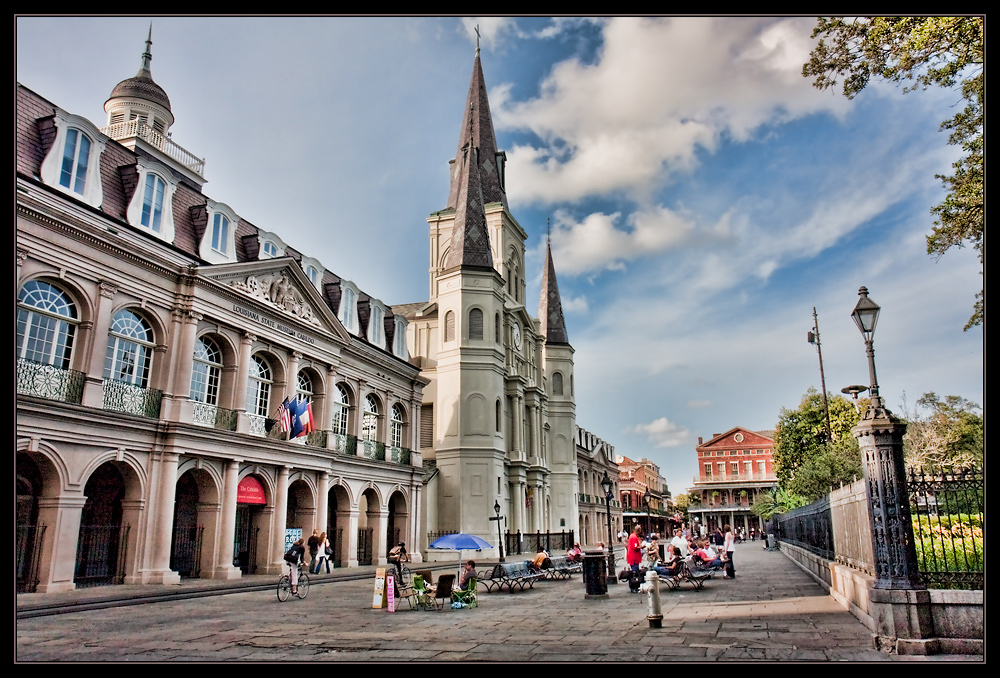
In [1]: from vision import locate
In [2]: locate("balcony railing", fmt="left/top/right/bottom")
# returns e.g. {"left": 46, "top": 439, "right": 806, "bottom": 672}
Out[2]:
{"left": 360, "top": 439, "right": 386, "bottom": 461}
{"left": 102, "top": 379, "right": 162, "bottom": 418}
{"left": 694, "top": 473, "right": 778, "bottom": 483}
{"left": 16, "top": 358, "right": 85, "bottom": 404}
{"left": 99, "top": 120, "right": 205, "bottom": 176}
{"left": 191, "top": 402, "right": 238, "bottom": 431}
{"left": 330, "top": 433, "right": 357, "bottom": 455}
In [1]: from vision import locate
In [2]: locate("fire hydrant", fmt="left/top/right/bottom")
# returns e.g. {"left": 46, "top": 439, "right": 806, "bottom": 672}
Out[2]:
{"left": 638, "top": 569, "right": 663, "bottom": 628}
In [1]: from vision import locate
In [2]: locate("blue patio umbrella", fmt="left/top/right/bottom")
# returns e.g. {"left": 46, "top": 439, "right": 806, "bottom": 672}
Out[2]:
{"left": 429, "top": 533, "right": 494, "bottom": 580}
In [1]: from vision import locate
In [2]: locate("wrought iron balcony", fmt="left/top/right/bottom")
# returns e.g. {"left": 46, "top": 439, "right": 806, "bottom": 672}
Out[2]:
{"left": 359, "top": 439, "right": 386, "bottom": 461}
{"left": 330, "top": 433, "right": 357, "bottom": 455}
{"left": 102, "top": 379, "right": 162, "bottom": 418}
{"left": 16, "top": 358, "right": 85, "bottom": 404}
{"left": 191, "top": 402, "right": 238, "bottom": 431}
{"left": 386, "top": 446, "right": 411, "bottom": 464}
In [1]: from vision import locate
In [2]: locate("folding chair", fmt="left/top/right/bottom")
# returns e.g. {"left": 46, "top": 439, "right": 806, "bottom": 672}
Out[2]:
{"left": 432, "top": 574, "right": 455, "bottom": 611}
{"left": 412, "top": 575, "right": 434, "bottom": 611}
{"left": 452, "top": 576, "right": 478, "bottom": 608}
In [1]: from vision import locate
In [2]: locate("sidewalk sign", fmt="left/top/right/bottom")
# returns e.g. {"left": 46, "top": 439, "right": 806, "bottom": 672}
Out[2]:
{"left": 387, "top": 574, "right": 396, "bottom": 612}
{"left": 372, "top": 567, "right": 386, "bottom": 608}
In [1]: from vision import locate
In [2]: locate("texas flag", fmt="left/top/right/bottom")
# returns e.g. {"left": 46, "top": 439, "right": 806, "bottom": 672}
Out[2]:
{"left": 290, "top": 398, "right": 315, "bottom": 439}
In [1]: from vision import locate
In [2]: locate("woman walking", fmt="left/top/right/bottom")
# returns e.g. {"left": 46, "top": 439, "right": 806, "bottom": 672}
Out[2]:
{"left": 723, "top": 524, "right": 736, "bottom": 579}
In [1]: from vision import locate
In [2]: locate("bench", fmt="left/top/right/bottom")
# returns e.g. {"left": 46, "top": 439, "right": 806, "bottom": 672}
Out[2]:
{"left": 544, "top": 555, "right": 583, "bottom": 580}
{"left": 482, "top": 561, "right": 545, "bottom": 592}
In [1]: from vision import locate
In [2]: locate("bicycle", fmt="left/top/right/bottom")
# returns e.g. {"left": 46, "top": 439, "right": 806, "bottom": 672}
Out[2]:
{"left": 277, "top": 564, "right": 310, "bottom": 601}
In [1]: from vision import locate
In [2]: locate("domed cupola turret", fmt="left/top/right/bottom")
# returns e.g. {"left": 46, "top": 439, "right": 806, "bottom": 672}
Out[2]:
{"left": 104, "top": 25, "right": 175, "bottom": 137}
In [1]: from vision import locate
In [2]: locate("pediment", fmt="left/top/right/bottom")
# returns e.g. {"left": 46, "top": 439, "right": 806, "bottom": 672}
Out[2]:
{"left": 702, "top": 427, "right": 774, "bottom": 448}
{"left": 197, "top": 258, "right": 351, "bottom": 341}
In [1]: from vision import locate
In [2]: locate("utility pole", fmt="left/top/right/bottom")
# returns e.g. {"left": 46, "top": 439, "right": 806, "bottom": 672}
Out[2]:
{"left": 807, "top": 307, "right": 832, "bottom": 441}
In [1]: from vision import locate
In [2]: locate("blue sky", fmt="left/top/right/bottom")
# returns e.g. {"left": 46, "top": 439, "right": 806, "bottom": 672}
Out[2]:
{"left": 17, "top": 16, "right": 983, "bottom": 497}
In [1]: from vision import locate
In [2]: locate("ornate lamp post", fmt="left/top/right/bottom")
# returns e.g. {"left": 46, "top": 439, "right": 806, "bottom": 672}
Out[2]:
{"left": 492, "top": 500, "right": 505, "bottom": 562}
{"left": 850, "top": 287, "right": 923, "bottom": 591}
{"left": 600, "top": 471, "right": 617, "bottom": 585}
{"left": 642, "top": 488, "right": 651, "bottom": 536}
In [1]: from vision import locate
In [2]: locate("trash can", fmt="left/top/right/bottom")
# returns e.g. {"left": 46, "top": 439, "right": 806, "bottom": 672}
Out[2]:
{"left": 583, "top": 549, "right": 608, "bottom": 598}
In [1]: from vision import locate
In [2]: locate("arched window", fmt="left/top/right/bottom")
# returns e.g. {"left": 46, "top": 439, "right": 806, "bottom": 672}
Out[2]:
{"left": 331, "top": 384, "right": 350, "bottom": 435}
{"left": 552, "top": 371, "right": 564, "bottom": 396}
{"left": 339, "top": 287, "right": 357, "bottom": 332}
{"left": 190, "top": 336, "right": 222, "bottom": 404}
{"left": 362, "top": 395, "right": 379, "bottom": 442}
{"left": 296, "top": 371, "right": 313, "bottom": 402}
{"left": 104, "top": 309, "right": 154, "bottom": 386}
{"left": 245, "top": 354, "right": 272, "bottom": 417}
{"left": 17, "top": 280, "right": 78, "bottom": 369}
{"left": 469, "top": 308, "right": 483, "bottom": 340}
{"left": 390, "top": 404, "right": 405, "bottom": 448}
{"left": 140, "top": 173, "right": 167, "bottom": 233}
{"left": 211, "top": 213, "right": 229, "bottom": 254}
{"left": 444, "top": 310, "right": 455, "bottom": 343}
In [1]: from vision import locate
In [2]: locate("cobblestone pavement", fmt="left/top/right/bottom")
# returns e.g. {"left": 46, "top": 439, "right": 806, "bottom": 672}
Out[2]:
{"left": 16, "top": 544, "right": 983, "bottom": 662}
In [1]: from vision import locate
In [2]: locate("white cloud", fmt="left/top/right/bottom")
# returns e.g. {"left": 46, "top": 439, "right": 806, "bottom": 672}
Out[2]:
{"left": 626, "top": 417, "right": 690, "bottom": 448}
{"left": 496, "top": 17, "right": 847, "bottom": 205}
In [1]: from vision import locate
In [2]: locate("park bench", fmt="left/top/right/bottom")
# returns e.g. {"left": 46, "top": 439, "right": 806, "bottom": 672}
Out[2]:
{"left": 482, "top": 561, "right": 545, "bottom": 592}
{"left": 544, "top": 555, "right": 583, "bottom": 579}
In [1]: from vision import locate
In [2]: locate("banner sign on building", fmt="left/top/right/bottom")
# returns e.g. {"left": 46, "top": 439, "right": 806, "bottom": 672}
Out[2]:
{"left": 237, "top": 476, "right": 266, "bottom": 504}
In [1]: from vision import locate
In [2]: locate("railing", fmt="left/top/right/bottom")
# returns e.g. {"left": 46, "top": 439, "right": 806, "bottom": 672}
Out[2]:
{"left": 99, "top": 120, "right": 205, "bottom": 175}
{"left": 169, "top": 525, "right": 203, "bottom": 578}
{"left": 774, "top": 470, "right": 983, "bottom": 590}
{"left": 306, "top": 430, "right": 327, "bottom": 449}
{"left": 102, "top": 380, "right": 162, "bottom": 418}
{"left": 386, "top": 446, "right": 410, "bottom": 464}
{"left": 330, "top": 433, "right": 357, "bottom": 456}
{"left": 75, "top": 524, "right": 130, "bottom": 588}
{"left": 907, "top": 468, "right": 983, "bottom": 589}
{"left": 504, "top": 530, "right": 575, "bottom": 556}
{"left": 16, "top": 524, "right": 46, "bottom": 593}
{"left": 191, "top": 402, "right": 238, "bottom": 431}
{"left": 16, "top": 358, "right": 86, "bottom": 404}
{"left": 359, "top": 440, "right": 385, "bottom": 461}
{"left": 693, "top": 473, "right": 778, "bottom": 483}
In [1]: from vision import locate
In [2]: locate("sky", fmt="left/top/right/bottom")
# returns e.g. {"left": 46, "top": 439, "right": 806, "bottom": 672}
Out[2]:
{"left": 16, "top": 16, "right": 983, "bottom": 499}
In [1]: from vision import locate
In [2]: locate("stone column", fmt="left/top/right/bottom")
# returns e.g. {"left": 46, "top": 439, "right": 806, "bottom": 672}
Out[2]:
{"left": 234, "top": 333, "right": 255, "bottom": 434}
{"left": 271, "top": 466, "right": 290, "bottom": 572}
{"left": 34, "top": 495, "right": 86, "bottom": 593}
{"left": 316, "top": 472, "right": 329, "bottom": 535}
{"left": 143, "top": 451, "right": 181, "bottom": 584}
{"left": 214, "top": 459, "right": 243, "bottom": 580}
{"left": 81, "top": 281, "right": 117, "bottom": 408}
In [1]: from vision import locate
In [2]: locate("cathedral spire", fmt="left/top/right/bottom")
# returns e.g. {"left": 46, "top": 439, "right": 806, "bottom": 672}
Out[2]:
{"left": 443, "top": 47, "right": 506, "bottom": 271}
{"left": 539, "top": 240, "right": 569, "bottom": 345}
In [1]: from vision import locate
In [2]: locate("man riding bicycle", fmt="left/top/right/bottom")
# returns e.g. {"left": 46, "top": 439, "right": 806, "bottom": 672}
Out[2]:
{"left": 387, "top": 541, "right": 409, "bottom": 592}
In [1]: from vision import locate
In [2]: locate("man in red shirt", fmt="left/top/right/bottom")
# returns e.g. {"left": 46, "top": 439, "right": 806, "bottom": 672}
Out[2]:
{"left": 627, "top": 525, "right": 644, "bottom": 572}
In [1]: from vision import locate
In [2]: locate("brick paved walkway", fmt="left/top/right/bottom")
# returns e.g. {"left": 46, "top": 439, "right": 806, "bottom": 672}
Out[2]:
{"left": 16, "top": 543, "right": 981, "bottom": 661}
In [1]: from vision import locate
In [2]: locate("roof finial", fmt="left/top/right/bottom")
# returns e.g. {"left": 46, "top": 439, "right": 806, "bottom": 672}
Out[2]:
{"left": 547, "top": 217, "right": 551, "bottom": 245}
{"left": 139, "top": 23, "right": 153, "bottom": 75}
{"left": 475, "top": 24, "right": 481, "bottom": 55}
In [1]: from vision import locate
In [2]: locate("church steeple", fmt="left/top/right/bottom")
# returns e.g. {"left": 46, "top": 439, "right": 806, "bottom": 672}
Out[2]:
{"left": 539, "top": 239, "right": 569, "bottom": 345}
{"left": 443, "top": 46, "right": 504, "bottom": 271}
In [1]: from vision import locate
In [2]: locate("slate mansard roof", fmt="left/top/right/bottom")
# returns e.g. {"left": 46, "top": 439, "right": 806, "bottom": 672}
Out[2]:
{"left": 16, "top": 81, "right": 407, "bottom": 364}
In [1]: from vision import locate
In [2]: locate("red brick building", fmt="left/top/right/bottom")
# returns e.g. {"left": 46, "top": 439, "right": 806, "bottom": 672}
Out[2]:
{"left": 688, "top": 427, "right": 777, "bottom": 538}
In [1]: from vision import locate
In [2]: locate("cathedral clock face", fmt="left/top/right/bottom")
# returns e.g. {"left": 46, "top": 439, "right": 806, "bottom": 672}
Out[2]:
{"left": 512, "top": 321, "right": 522, "bottom": 349}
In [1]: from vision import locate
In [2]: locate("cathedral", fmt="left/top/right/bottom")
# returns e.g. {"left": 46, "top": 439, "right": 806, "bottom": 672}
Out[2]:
{"left": 16, "top": 30, "right": 582, "bottom": 593}
{"left": 399, "top": 45, "right": 578, "bottom": 553}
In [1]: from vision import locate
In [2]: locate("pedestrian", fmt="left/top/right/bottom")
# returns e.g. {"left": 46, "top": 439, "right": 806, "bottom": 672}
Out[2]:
{"left": 307, "top": 529, "right": 321, "bottom": 574}
{"left": 723, "top": 524, "right": 736, "bottom": 579}
{"left": 315, "top": 531, "right": 331, "bottom": 574}
{"left": 283, "top": 538, "right": 306, "bottom": 597}
{"left": 626, "top": 525, "right": 643, "bottom": 591}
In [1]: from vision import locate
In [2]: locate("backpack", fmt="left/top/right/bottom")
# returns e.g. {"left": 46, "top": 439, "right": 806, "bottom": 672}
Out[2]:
{"left": 284, "top": 548, "right": 299, "bottom": 564}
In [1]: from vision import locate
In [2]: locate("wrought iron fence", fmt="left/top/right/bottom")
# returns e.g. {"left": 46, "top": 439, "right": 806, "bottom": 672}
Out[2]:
{"left": 191, "top": 402, "right": 238, "bottom": 431}
{"left": 16, "top": 358, "right": 85, "bottom": 403}
{"left": 359, "top": 440, "right": 386, "bottom": 460}
{"left": 908, "top": 468, "right": 983, "bottom": 589}
{"left": 170, "top": 525, "right": 204, "bottom": 578}
{"left": 16, "top": 524, "right": 46, "bottom": 593}
{"left": 330, "top": 433, "right": 358, "bottom": 455}
{"left": 504, "top": 530, "right": 576, "bottom": 555}
{"left": 75, "top": 524, "right": 130, "bottom": 587}
{"left": 773, "top": 470, "right": 983, "bottom": 590}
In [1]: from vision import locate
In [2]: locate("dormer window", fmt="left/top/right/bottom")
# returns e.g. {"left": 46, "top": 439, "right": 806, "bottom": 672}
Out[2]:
{"left": 300, "top": 256, "right": 325, "bottom": 291}
{"left": 306, "top": 266, "right": 319, "bottom": 284}
{"left": 339, "top": 285, "right": 358, "bottom": 333}
{"left": 262, "top": 241, "right": 279, "bottom": 258}
{"left": 60, "top": 129, "right": 91, "bottom": 195}
{"left": 256, "top": 231, "right": 287, "bottom": 261}
{"left": 393, "top": 316, "right": 408, "bottom": 359}
{"left": 40, "top": 111, "right": 106, "bottom": 208}
{"left": 126, "top": 159, "right": 176, "bottom": 243}
{"left": 211, "top": 213, "right": 229, "bottom": 254}
{"left": 140, "top": 173, "right": 166, "bottom": 232}
{"left": 369, "top": 304, "right": 384, "bottom": 348}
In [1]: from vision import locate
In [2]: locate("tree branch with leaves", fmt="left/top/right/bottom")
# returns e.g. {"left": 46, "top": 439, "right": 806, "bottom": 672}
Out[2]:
{"left": 803, "top": 17, "right": 984, "bottom": 330}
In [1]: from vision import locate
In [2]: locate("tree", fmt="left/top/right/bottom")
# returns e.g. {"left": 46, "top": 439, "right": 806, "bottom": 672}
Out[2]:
{"left": 803, "top": 17, "right": 984, "bottom": 330}
{"left": 751, "top": 487, "right": 808, "bottom": 521}
{"left": 772, "top": 388, "right": 864, "bottom": 494}
{"left": 902, "top": 391, "right": 983, "bottom": 473}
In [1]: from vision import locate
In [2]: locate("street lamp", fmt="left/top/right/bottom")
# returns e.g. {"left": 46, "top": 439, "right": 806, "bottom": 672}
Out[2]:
{"left": 851, "top": 286, "right": 884, "bottom": 411}
{"left": 642, "top": 488, "right": 651, "bottom": 536}
{"left": 492, "top": 499, "right": 505, "bottom": 562}
{"left": 849, "top": 286, "right": 923, "bottom": 593}
{"left": 841, "top": 385, "right": 868, "bottom": 414}
{"left": 599, "top": 471, "right": 617, "bottom": 585}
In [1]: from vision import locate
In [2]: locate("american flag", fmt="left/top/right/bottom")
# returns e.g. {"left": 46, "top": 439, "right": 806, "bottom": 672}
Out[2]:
{"left": 278, "top": 397, "right": 292, "bottom": 433}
